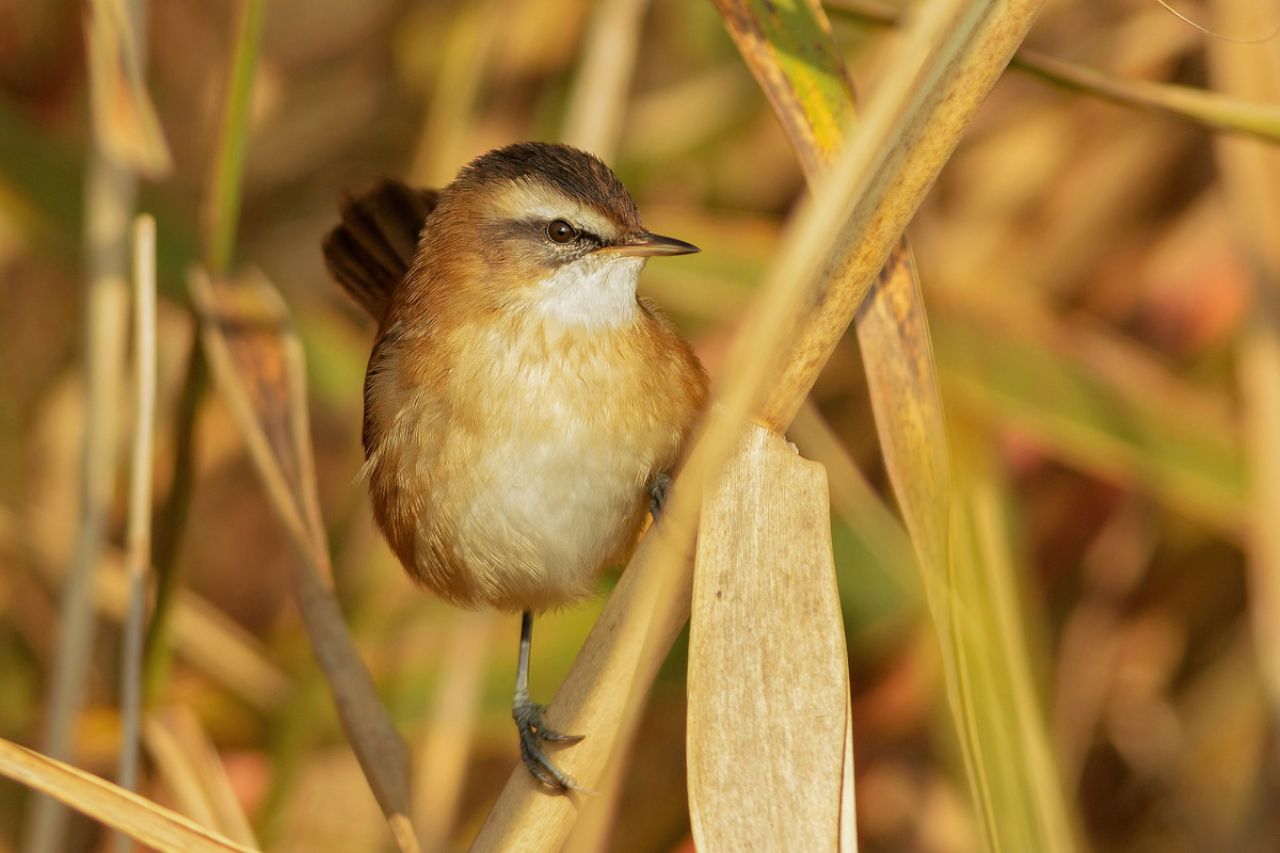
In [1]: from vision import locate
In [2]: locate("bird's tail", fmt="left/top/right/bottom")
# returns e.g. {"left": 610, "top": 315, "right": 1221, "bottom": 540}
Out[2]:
{"left": 322, "top": 179, "right": 438, "bottom": 322}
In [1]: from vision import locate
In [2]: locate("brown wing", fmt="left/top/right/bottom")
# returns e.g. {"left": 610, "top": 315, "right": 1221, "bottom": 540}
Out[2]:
{"left": 322, "top": 179, "right": 438, "bottom": 322}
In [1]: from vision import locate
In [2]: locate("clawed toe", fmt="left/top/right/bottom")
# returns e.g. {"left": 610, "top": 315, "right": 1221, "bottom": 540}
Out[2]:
{"left": 514, "top": 701, "right": 583, "bottom": 743}
{"left": 518, "top": 723, "right": 578, "bottom": 792}
{"left": 514, "top": 701, "right": 585, "bottom": 792}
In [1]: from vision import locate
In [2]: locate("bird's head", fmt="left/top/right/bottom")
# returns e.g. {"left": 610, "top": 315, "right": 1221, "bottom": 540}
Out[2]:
{"left": 429, "top": 142, "right": 697, "bottom": 329}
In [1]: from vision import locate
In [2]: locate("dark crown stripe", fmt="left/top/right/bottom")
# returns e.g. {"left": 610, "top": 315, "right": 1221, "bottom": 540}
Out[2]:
{"left": 458, "top": 142, "right": 641, "bottom": 229}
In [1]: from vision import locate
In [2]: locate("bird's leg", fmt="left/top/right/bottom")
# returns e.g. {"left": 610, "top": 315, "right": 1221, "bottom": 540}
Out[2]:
{"left": 513, "top": 611, "right": 584, "bottom": 792}
{"left": 649, "top": 471, "right": 672, "bottom": 523}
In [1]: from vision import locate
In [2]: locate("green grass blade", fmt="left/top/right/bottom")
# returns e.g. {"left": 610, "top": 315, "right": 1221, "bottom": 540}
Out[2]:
{"left": 201, "top": 0, "right": 266, "bottom": 275}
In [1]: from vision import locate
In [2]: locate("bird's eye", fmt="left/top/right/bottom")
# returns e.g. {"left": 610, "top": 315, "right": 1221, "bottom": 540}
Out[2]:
{"left": 547, "top": 219, "right": 577, "bottom": 244}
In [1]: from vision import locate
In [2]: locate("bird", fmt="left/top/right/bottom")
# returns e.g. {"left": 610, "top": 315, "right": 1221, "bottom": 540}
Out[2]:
{"left": 322, "top": 142, "right": 708, "bottom": 791}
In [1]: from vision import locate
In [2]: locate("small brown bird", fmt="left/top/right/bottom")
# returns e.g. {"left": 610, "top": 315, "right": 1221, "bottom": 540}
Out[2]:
{"left": 323, "top": 142, "right": 707, "bottom": 790}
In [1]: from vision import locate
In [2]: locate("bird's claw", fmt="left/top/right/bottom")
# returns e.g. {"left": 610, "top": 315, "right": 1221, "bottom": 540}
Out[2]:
{"left": 514, "top": 700, "right": 584, "bottom": 793}
{"left": 649, "top": 471, "right": 671, "bottom": 525}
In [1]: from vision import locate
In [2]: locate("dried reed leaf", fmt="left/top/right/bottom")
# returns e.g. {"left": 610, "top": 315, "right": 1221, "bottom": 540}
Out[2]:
{"left": 660, "top": 246, "right": 1243, "bottom": 553}
{"left": 190, "top": 272, "right": 316, "bottom": 558}
{"left": 474, "top": 0, "right": 1047, "bottom": 848}
{"left": 190, "top": 269, "right": 421, "bottom": 853}
{"left": 857, "top": 245, "right": 953, "bottom": 591}
{"left": 1207, "top": 0, "right": 1280, "bottom": 738}
{"left": 714, "top": 0, "right": 1044, "bottom": 435}
{"left": 855, "top": 88, "right": 1075, "bottom": 853}
{"left": 85, "top": 0, "right": 172, "bottom": 177}
{"left": 0, "top": 737, "right": 254, "bottom": 853}
{"left": 686, "top": 423, "right": 855, "bottom": 850}
{"left": 709, "top": 0, "right": 945, "bottom": 579}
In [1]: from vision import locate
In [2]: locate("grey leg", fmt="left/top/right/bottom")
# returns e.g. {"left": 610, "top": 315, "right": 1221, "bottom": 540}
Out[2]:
{"left": 513, "top": 611, "right": 583, "bottom": 792}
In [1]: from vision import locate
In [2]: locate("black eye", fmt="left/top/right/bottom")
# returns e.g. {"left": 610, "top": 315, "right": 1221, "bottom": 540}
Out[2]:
{"left": 547, "top": 219, "right": 577, "bottom": 244}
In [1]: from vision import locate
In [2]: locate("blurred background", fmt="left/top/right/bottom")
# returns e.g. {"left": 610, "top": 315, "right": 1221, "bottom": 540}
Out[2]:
{"left": 1, "top": 0, "right": 1278, "bottom": 850}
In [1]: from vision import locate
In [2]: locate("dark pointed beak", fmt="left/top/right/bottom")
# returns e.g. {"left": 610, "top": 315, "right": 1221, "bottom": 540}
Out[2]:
{"left": 601, "top": 231, "right": 700, "bottom": 258}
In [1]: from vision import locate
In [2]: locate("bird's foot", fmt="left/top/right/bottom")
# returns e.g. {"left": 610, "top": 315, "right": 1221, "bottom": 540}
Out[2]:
{"left": 649, "top": 471, "right": 672, "bottom": 524}
{"left": 514, "top": 699, "right": 584, "bottom": 793}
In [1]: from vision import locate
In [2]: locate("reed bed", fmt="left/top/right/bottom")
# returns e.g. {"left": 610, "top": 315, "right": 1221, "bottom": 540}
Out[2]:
{"left": 1, "top": 0, "right": 1277, "bottom": 850}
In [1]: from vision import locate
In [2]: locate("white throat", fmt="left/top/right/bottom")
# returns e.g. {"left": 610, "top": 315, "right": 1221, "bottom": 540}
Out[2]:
{"left": 531, "top": 255, "right": 643, "bottom": 330}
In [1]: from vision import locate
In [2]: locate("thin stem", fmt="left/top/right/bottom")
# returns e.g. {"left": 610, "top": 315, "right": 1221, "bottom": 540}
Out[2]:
{"left": 115, "top": 214, "right": 157, "bottom": 853}
{"left": 23, "top": 1, "right": 148, "bottom": 849}
{"left": 141, "top": 345, "right": 206, "bottom": 702}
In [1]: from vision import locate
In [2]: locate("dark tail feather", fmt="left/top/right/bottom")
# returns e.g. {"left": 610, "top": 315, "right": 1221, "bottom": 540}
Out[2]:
{"left": 322, "top": 179, "right": 438, "bottom": 321}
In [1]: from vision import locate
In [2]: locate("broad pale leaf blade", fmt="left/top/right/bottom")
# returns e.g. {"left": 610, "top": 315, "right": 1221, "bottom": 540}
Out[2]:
{"left": 688, "top": 424, "right": 855, "bottom": 850}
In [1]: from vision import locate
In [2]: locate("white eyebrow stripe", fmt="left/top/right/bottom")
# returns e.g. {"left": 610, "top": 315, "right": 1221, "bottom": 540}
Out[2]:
{"left": 491, "top": 179, "right": 622, "bottom": 240}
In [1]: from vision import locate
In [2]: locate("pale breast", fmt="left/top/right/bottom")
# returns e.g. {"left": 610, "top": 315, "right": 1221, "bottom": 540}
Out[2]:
{"left": 419, "top": 318, "right": 682, "bottom": 611}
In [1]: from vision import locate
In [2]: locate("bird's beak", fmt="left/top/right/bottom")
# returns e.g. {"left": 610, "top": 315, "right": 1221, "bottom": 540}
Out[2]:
{"left": 600, "top": 231, "right": 700, "bottom": 258}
